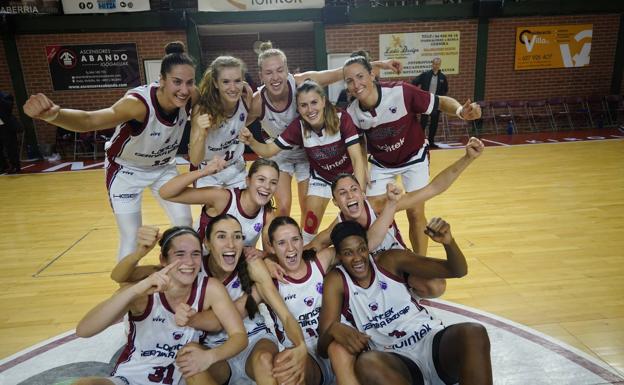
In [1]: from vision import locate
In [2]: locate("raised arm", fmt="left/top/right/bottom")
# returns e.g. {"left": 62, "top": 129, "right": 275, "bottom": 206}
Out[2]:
{"left": 158, "top": 158, "right": 227, "bottom": 205}
{"left": 395, "top": 137, "right": 484, "bottom": 212}
{"left": 381, "top": 217, "right": 467, "bottom": 279}
{"left": 367, "top": 183, "right": 401, "bottom": 251}
{"left": 188, "top": 106, "right": 211, "bottom": 166}
{"left": 438, "top": 96, "right": 481, "bottom": 121}
{"left": 318, "top": 271, "right": 370, "bottom": 358}
{"left": 23, "top": 93, "right": 145, "bottom": 132}
{"left": 176, "top": 278, "right": 248, "bottom": 378}
{"left": 76, "top": 260, "right": 179, "bottom": 338}
{"left": 239, "top": 127, "right": 281, "bottom": 158}
{"left": 295, "top": 59, "right": 402, "bottom": 88}
{"left": 110, "top": 225, "right": 161, "bottom": 283}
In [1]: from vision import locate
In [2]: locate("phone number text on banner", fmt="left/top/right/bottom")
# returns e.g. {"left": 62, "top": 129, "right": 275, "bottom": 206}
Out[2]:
{"left": 514, "top": 24, "right": 592, "bottom": 70}
{"left": 379, "top": 31, "right": 460, "bottom": 78}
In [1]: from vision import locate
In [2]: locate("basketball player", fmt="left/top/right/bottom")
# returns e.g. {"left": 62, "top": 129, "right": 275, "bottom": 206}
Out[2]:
{"left": 318, "top": 219, "right": 493, "bottom": 385}
{"left": 342, "top": 54, "right": 482, "bottom": 257}
{"left": 189, "top": 56, "right": 253, "bottom": 189}
{"left": 240, "top": 79, "right": 367, "bottom": 244}
{"left": 73, "top": 226, "right": 247, "bottom": 385}
{"left": 159, "top": 158, "right": 279, "bottom": 251}
{"left": 23, "top": 42, "right": 198, "bottom": 260}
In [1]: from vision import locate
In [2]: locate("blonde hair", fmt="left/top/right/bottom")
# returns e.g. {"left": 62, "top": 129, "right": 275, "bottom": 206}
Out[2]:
{"left": 196, "top": 56, "right": 245, "bottom": 129}
{"left": 296, "top": 80, "right": 339, "bottom": 137}
{"left": 257, "top": 41, "right": 288, "bottom": 70}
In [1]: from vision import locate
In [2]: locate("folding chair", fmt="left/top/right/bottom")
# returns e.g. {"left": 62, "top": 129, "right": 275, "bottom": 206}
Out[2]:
{"left": 605, "top": 95, "right": 624, "bottom": 127}
{"left": 586, "top": 95, "right": 609, "bottom": 128}
{"left": 564, "top": 96, "right": 591, "bottom": 129}
{"left": 507, "top": 100, "right": 532, "bottom": 132}
{"left": 490, "top": 100, "right": 515, "bottom": 134}
{"left": 527, "top": 100, "right": 554, "bottom": 131}
{"left": 441, "top": 113, "right": 470, "bottom": 142}
{"left": 547, "top": 97, "right": 573, "bottom": 130}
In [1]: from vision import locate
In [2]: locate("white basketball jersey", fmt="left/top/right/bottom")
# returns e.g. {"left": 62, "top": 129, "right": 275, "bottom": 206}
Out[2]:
{"left": 259, "top": 73, "right": 308, "bottom": 163}
{"left": 106, "top": 83, "right": 190, "bottom": 169}
{"left": 337, "top": 257, "right": 443, "bottom": 354}
{"left": 199, "top": 98, "right": 248, "bottom": 169}
{"left": 272, "top": 257, "right": 326, "bottom": 350}
{"left": 201, "top": 271, "right": 270, "bottom": 347}
{"left": 111, "top": 276, "right": 207, "bottom": 385}
{"left": 338, "top": 200, "right": 407, "bottom": 257}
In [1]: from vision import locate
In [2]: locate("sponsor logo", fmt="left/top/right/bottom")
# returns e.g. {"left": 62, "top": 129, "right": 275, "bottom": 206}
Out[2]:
{"left": 379, "top": 281, "right": 388, "bottom": 290}
{"left": 231, "top": 278, "right": 241, "bottom": 289}
{"left": 369, "top": 302, "right": 378, "bottom": 311}
{"left": 254, "top": 223, "right": 262, "bottom": 232}
{"left": 172, "top": 331, "right": 184, "bottom": 340}
{"left": 304, "top": 296, "right": 315, "bottom": 307}
{"left": 285, "top": 293, "right": 297, "bottom": 301}
{"left": 316, "top": 282, "right": 323, "bottom": 294}
{"left": 389, "top": 106, "right": 398, "bottom": 114}
{"left": 150, "top": 132, "right": 161, "bottom": 137}
{"left": 388, "top": 329, "right": 407, "bottom": 338}
{"left": 112, "top": 193, "right": 139, "bottom": 199}
{"left": 152, "top": 316, "right": 165, "bottom": 323}
{"left": 239, "top": 113, "right": 245, "bottom": 122}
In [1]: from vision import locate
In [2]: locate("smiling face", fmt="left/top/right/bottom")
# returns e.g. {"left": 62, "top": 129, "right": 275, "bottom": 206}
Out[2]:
{"left": 161, "top": 233, "right": 202, "bottom": 285}
{"left": 343, "top": 62, "right": 377, "bottom": 108}
{"left": 246, "top": 165, "right": 279, "bottom": 207}
{"left": 159, "top": 64, "right": 195, "bottom": 112}
{"left": 332, "top": 175, "right": 366, "bottom": 221}
{"left": 270, "top": 223, "right": 304, "bottom": 274}
{"left": 297, "top": 90, "right": 325, "bottom": 130}
{"left": 215, "top": 66, "right": 244, "bottom": 107}
{"left": 336, "top": 235, "right": 371, "bottom": 286}
{"left": 259, "top": 55, "right": 289, "bottom": 98}
{"left": 206, "top": 217, "right": 244, "bottom": 275}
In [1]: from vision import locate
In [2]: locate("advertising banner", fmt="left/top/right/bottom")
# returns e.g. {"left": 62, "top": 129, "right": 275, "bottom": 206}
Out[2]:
{"left": 46, "top": 43, "right": 141, "bottom": 90}
{"left": 61, "top": 0, "right": 149, "bottom": 14}
{"left": 514, "top": 24, "right": 592, "bottom": 70}
{"left": 379, "top": 31, "right": 460, "bottom": 78}
{"left": 0, "top": 0, "right": 60, "bottom": 14}
{"left": 198, "top": 0, "right": 324, "bottom": 12}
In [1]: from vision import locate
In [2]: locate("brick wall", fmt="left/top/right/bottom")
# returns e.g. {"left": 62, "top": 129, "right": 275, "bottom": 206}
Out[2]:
{"left": 485, "top": 14, "right": 620, "bottom": 101}
{"left": 18, "top": 30, "right": 186, "bottom": 144}
{"left": 200, "top": 31, "right": 315, "bottom": 88}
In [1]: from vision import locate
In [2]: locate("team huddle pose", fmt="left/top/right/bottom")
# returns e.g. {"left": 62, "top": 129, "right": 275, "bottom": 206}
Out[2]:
{"left": 24, "top": 40, "right": 492, "bottom": 385}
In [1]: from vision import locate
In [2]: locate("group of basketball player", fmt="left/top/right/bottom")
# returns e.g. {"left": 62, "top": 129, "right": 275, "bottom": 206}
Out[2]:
{"left": 23, "top": 40, "right": 492, "bottom": 385}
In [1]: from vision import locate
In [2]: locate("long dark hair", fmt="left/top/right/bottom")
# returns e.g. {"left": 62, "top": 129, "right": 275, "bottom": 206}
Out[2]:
{"left": 205, "top": 214, "right": 259, "bottom": 318}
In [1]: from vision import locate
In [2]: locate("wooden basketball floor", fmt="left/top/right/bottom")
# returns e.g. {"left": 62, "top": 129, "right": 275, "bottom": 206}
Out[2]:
{"left": 0, "top": 139, "right": 622, "bottom": 375}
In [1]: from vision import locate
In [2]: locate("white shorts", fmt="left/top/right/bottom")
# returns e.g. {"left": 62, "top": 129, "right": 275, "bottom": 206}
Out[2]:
{"left": 269, "top": 148, "right": 310, "bottom": 182}
{"left": 367, "top": 147, "right": 430, "bottom": 197}
{"left": 384, "top": 326, "right": 447, "bottom": 385}
{"left": 106, "top": 162, "right": 181, "bottom": 214}
{"left": 226, "top": 328, "right": 279, "bottom": 384}
{"left": 194, "top": 157, "right": 247, "bottom": 189}
{"left": 306, "top": 173, "right": 332, "bottom": 199}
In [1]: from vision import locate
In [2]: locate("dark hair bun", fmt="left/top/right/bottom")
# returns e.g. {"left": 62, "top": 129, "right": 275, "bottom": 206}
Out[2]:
{"left": 165, "top": 41, "right": 186, "bottom": 55}
{"left": 259, "top": 41, "right": 273, "bottom": 52}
